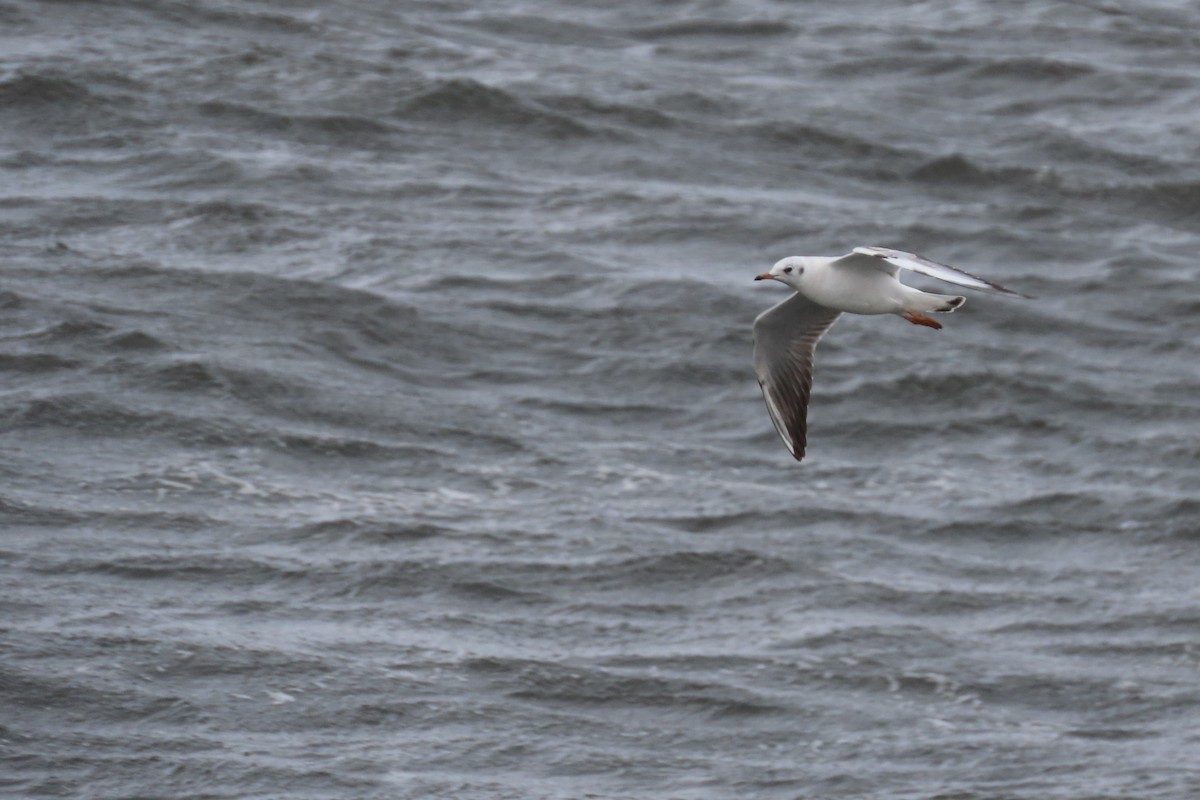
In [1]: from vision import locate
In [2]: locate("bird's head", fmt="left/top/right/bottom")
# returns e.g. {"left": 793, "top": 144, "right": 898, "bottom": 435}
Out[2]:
{"left": 755, "top": 257, "right": 809, "bottom": 289}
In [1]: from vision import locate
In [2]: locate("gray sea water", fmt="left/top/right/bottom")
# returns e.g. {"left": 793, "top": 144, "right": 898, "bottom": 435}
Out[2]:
{"left": 3, "top": 1, "right": 1200, "bottom": 798}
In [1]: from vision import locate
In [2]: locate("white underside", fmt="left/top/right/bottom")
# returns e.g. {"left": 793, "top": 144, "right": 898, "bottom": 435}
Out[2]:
{"left": 804, "top": 262, "right": 912, "bottom": 315}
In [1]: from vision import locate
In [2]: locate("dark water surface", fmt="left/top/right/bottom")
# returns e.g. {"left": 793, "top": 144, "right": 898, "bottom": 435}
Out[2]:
{"left": 3, "top": 1, "right": 1200, "bottom": 798}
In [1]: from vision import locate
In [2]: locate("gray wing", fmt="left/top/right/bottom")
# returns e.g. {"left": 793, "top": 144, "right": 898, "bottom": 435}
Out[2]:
{"left": 843, "top": 246, "right": 1028, "bottom": 297}
{"left": 752, "top": 292, "right": 842, "bottom": 462}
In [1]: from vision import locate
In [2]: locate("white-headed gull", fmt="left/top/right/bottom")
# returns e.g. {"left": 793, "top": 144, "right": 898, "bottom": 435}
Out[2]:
{"left": 752, "top": 246, "right": 1027, "bottom": 462}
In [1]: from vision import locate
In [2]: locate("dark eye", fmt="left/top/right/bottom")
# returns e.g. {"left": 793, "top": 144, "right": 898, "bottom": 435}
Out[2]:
{"left": 783, "top": 266, "right": 793, "bottom": 274}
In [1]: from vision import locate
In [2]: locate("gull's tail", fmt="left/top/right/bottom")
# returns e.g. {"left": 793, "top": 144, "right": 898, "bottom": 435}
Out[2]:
{"left": 910, "top": 291, "right": 966, "bottom": 314}
{"left": 899, "top": 291, "right": 965, "bottom": 329}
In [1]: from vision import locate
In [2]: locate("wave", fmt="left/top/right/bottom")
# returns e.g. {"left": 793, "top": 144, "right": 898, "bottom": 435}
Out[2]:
{"left": 626, "top": 19, "right": 794, "bottom": 40}
{"left": 464, "top": 14, "right": 623, "bottom": 49}
{"left": 272, "top": 518, "right": 452, "bottom": 545}
{"left": 398, "top": 78, "right": 593, "bottom": 139}
{"left": 472, "top": 657, "right": 782, "bottom": 718}
{"left": 537, "top": 95, "right": 677, "bottom": 131}
{"left": 909, "top": 153, "right": 1054, "bottom": 188}
{"left": 904, "top": 151, "right": 1200, "bottom": 229}
{"left": 576, "top": 549, "right": 796, "bottom": 586}
{"left": 0, "top": 70, "right": 145, "bottom": 137}
{"left": 0, "top": 494, "right": 85, "bottom": 527}
{"left": 0, "top": 73, "right": 95, "bottom": 108}
{"left": 0, "top": 392, "right": 256, "bottom": 447}
{"left": 969, "top": 56, "right": 1096, "bottom": 82}
{"left": 196, "top": 100, "right": 398, "bottom": 146}
{"left": 743, "top": 120, "right": 909, "bottom": 164}
{"left": 1127, "top": 179, "right": 1200, "bottom": 221}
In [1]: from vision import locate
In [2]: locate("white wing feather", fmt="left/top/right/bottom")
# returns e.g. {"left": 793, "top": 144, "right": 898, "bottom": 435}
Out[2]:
{"left": 752, "top": 293, "right": 842, "bottom": 462}
{"left": 848, "top": 246, "right": 1027, "bottom": 297}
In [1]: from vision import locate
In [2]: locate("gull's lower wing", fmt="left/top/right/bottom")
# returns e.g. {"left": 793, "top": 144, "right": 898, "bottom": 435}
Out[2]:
{"left": 846, "top": 246, "right": 1029, "bottom": 297}
{"left": 752, "top": 292, "right": 842, "bottom": 462}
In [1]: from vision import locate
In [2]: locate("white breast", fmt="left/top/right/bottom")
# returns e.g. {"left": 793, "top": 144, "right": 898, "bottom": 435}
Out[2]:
{"left": 807, "top": 262, "right": 903, "bottom": 315}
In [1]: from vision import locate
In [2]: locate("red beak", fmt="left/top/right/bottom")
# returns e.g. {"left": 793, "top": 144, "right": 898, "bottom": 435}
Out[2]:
{"left": 754, "top": 272, "right": 774, "bottom": 281}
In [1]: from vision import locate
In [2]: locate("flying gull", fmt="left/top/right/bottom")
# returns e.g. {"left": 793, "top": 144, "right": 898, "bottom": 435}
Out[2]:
{"left": 752, "top": 246, "right": 1026, "bottom": 462}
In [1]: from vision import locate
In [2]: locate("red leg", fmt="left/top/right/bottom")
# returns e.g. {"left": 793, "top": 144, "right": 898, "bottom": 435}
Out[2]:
{"left": 901, "top": 311, "right": 943, "bottom": 330}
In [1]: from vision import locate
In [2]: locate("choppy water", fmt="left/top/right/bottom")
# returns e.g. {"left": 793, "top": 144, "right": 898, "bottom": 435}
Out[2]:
{"left": 3, "top": 2, "right": 1200, "bottom": 798}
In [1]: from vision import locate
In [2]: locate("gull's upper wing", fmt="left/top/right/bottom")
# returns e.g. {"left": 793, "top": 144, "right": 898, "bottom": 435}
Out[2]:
{"left": 841, "top": 246, "right": 1028, "bottom": 297}
{"left": 752, "top": 292, "right": 842, "bottom": 462}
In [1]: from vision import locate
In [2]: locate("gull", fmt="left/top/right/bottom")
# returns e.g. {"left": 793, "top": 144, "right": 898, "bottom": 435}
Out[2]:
{"left": 752, "top": 246, "right": 1026, "bottom": 462}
